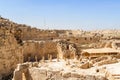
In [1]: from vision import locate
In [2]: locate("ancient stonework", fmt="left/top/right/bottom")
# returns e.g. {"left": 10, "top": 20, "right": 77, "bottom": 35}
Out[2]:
{"left": 0, "top": 17, "right": 23, "bottom": 79}
{"left": 57, "top": 41, "right": 78, "bottom": 59}
{"left": 0, "top": 17, "right": 120, "bottom": 80}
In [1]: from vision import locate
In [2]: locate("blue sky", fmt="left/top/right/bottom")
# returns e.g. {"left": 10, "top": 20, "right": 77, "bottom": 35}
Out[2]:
{"left": 0, "top": 0, "right": 120, "bottom": 30}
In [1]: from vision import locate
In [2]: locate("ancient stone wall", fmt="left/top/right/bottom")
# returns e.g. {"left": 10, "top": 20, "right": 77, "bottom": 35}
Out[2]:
{"left": 0, "top": 27, "right": 23, "bottom": 79}
{"left": 23, "top": 40, "right": 58, "bottom": 62}
{"left": 57, "top": 41, "right": 78, "bottom": 59}
{"left": 19, "top": 27, "right": 59, "bottom": 40}
{"left": 1, "top": 17, "right": 120, "bottom": 80}
{"left": 0, "top": 17, "right": 24, "bottom": 79}
{"left": 66, "top": 36, "right": 100, "bottom": 44}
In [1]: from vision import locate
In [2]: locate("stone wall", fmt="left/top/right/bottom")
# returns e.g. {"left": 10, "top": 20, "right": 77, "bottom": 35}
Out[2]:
{"left": 0, "top": 26, "right": 23, "bottom": 79}
{"left": 0, "top": 17, "right": 24, "bottom": 79}
{"left": 23, "top": 40, "right": 58, "bottom": 62}
{"left": 19, "top": 26, "right": 59, "bottom": 40}
{"left": 1, "top": 17, "right": 120, "bottom": 80}
{"left": 57, "top": 41, "right": 78, "bottom": 59}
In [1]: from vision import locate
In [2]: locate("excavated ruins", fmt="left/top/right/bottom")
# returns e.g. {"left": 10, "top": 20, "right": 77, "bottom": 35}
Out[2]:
{"left": 0, "top": 17, "right": 120, "bottom": 80}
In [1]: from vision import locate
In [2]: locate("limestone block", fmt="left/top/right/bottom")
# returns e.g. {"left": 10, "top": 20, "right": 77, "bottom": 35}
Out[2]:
{"left": 79, "top": 62, "right": 90, "bottom": 69}
{"left": 29, "top": 68, "right": 47, "bottom": 80}
{"left": 12, "top": 70, "right": 22, "bottom": 80}
{"left": 95, "top": 75, "right": 107, "bottom": 80}
{"left": 71, "top": 72, "right": 82, "bottom": 78}
{"left": 85, "top": 75, "right": 96, "bottom": 80}
{"left": 62, "top": 72, "right": 71, "bottom": 78}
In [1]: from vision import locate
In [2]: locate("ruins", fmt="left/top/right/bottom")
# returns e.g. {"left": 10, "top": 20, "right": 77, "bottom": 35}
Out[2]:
{"left": 0, "top": 17, "right": 120, "bottom": 80}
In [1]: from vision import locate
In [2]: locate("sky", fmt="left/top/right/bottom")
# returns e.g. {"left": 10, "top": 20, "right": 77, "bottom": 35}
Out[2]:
{"left": 0, "top": 0, "right": 120, "bottom": 30}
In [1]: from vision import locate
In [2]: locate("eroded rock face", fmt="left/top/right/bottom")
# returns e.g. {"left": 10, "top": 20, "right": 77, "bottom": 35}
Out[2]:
{"left": 0, "top": 17, "right": 23, "bottom": 79}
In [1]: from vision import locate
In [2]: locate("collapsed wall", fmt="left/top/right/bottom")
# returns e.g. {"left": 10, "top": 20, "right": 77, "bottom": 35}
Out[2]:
{"left": 57, "top": 41, "right": 79, "bottom": 59}
{"left": 12, "top": 61, "right": 107, "bottom": 80}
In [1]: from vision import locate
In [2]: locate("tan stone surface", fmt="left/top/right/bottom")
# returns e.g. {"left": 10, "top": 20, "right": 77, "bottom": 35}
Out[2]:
{"left": 1, "top": 17, "right": 120, "bottom": 80}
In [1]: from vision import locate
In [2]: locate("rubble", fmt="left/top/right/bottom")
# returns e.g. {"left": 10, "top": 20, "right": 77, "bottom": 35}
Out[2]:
{"left": 0, "top": 17, "right": 120, "bottom": 80}
{"left": 12, "top": 60, "right": 108, "bottom": 80}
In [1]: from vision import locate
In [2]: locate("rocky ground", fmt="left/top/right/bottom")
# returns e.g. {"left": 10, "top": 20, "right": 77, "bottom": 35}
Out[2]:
{"left": 12, "top": 58, "right": 120, "bottom": 80}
